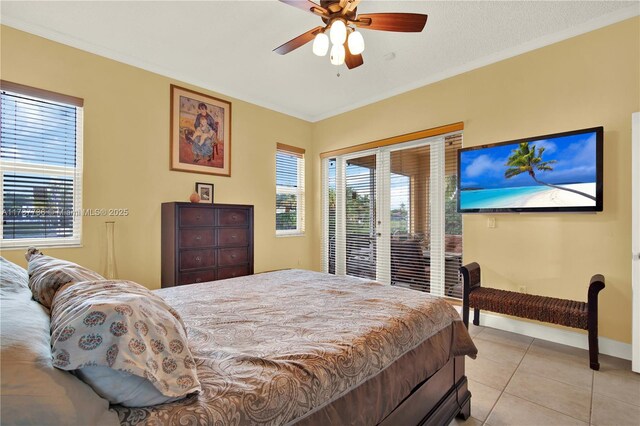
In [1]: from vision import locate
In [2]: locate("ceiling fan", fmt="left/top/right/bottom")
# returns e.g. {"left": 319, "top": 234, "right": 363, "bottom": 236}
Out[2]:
{"left": 273, "top": 0, "right": 428, "bottom": 70}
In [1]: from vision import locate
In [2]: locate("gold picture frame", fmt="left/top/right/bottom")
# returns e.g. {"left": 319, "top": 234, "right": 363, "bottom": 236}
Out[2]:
{"left": 170, "top": 84, "right": 231, "bottom": 176}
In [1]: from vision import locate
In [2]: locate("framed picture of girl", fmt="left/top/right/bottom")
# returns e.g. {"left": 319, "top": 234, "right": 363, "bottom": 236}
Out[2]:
{"left": 170, "top": 85, "right": 231, "bottom": 176}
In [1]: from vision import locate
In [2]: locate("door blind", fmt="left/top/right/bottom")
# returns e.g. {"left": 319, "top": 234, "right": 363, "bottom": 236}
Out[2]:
{"left": 1, "top": 85, "right": 83, "bottom": 248}
{"left": 322, "top": 158, "right": 337, "bottom": 274}
{"left": 344, "top": 154, "right": 377, "bottom": 280}
{"left": 388, "top": 143, "right": 434, "bottom": 293}
{"left": 322, "top": 131, "right": 464, "bottom": 299}
{"left": 444, "top": 134, "right": 463, "bottom": 299}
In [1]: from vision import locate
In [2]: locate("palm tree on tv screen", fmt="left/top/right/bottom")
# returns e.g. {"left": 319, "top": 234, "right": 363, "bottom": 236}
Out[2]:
{"left": 504, "top": 142, "right": 596, "bottom": 201}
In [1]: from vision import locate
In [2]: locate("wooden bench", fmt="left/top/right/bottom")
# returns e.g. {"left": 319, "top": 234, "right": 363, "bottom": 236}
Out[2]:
{"left": 460, "top": 262, "right": 605, "bottom": 370}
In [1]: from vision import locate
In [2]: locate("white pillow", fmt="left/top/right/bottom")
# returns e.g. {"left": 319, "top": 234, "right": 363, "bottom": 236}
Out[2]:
{"left": 0, "top": 257, "right": 29, "bottom": 293}
{"left": 0, "top": 263, "right": 118, "bottom": 425}
{"left": 75, "top": 366, "right": 181, "bottom": 407}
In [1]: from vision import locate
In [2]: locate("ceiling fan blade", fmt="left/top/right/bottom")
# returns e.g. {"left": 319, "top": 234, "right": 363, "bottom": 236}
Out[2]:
{"left": 344, "top": 44, "right": 364, "bottom": 70}
{"left": 341, "top": 0, "right": 361, "bottom": 14}
{"left": 355, "top": 13, "right": 428, "bottom": 32}
{"left": 278, "top": 0, "right": 328, "bottom": 16}
{"left": 274, "top": 26, "right": 324, "bottom": 55}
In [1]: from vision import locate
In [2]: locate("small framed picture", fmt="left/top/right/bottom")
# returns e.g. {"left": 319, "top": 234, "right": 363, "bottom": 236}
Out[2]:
{"left": 195, "top": 182, "right": 214, "bottom": 204}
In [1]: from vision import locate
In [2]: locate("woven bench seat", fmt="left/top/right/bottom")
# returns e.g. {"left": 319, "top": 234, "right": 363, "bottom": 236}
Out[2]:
{"left": 461, "top": 263, "right": 605, "bottom": 370}
{"left": 469, "top": 287, "right": 589, "bottom": 329}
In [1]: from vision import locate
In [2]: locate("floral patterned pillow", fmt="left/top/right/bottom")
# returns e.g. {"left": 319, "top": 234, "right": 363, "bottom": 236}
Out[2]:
{"left": 50, "top": 279, "right": 200, "bottom": 405}
{"left": 25, "top": 248, "right": 104, "bottom": 308}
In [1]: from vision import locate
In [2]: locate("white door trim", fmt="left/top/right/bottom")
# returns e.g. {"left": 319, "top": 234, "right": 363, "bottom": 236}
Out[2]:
{"left": 632, "top": 112, "right": 639, "bottom": 372}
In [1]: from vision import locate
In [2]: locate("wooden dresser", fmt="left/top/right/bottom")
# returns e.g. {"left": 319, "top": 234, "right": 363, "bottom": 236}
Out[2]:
{"left": 161, "top": 202, "right": 254, "bottom": 287}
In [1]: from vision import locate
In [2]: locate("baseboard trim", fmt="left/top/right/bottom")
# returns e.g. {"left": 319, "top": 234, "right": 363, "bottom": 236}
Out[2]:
{"left": 476, "top": 311, "right": 632, "bottom": 361}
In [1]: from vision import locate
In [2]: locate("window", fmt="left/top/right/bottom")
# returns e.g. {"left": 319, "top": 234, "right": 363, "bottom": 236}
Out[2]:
{"left": 0, "top": 81, "right": 83, "bottom": 249}
{"left": 276, "top": 143, "right": 305, "bottom": 236}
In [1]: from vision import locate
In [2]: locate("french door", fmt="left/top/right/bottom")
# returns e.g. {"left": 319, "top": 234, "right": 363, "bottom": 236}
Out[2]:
{"left": 322, "top": 132, "right": 463, "bottom": 297}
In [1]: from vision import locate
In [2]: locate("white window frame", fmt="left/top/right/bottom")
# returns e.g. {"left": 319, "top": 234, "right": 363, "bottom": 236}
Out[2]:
{"left": 276, "top": 144, "right": 305, "bottom": 237}
{"left": 0, "top": 83, "right": 83, "bottom": 249}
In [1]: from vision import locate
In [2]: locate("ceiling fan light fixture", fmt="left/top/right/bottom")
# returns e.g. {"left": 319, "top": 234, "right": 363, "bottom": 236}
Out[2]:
{"left": 330, "top": 43, "right": 346, "bottom": 66}
{"left": 312, "top": 32, "right": 329, "bottom": 56}
{"left": 348, "top": 30, "right": 365, "bottom": 55}
{"left": 329, "top": 19, "right": 347, "bottom": 45}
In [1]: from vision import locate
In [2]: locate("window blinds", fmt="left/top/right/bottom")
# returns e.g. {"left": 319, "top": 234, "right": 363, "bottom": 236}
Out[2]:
{"left": 322, "top": 131, "right": 464, "bottom": 299}
{"left": 444, "top": 134, "right": 463, "bottom": 299}
{"left": 322, "top": 158, "right": 337, "bottom": 274}
{"left": 0, "top": 83, "right": 83, "bottom": 248}
{"left": 276, "top": 143, "right": 305, "bottom": 235}
{"left": 388, "top": 143, "right": 436, "bottom": 294}
{"left": 344, "top": 154, "right": 377, "bottom": 280}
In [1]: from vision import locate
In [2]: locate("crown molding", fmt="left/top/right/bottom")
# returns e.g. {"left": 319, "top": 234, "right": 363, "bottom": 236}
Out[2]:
{"left": 0, "top": 16, "right": 315, "bottom": 122}
{"left": 309, "top": 5, "right": 640, "bottom": 122}
{"left": 2, "top": 4, "right": 638, "bottom": 123}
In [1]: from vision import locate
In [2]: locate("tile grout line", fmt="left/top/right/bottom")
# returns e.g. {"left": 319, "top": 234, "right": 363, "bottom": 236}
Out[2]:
{"left": 500, "top": 338, "right": 594, "bottom": 424}
{"left": 470, "top": 329, "right": 636, "bottom": 425}
{"left": 480, "top": 333, "right": 535, "bottom": 425}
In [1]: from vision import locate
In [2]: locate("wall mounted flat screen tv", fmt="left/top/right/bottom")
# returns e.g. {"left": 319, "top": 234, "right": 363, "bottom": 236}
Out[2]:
{"left": 458, "top": 127, "right": 603, "bottom": 213}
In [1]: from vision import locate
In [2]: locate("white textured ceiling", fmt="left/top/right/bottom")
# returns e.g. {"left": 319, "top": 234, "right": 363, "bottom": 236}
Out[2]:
{"left": 1, "top": 1, "right": 638, "bottom": 122}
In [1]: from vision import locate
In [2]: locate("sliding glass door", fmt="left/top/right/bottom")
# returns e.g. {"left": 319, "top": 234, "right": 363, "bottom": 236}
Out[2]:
{"left": 322, "top": 132, "right": 463, "bottom": 298}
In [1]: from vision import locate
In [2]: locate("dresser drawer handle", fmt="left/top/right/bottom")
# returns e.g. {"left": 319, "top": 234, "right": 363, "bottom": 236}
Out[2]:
{"left": 195, "top": 278, "right": 202, "bottom": 283}
{"left": 195, "top": 235, "right": 202, "bottom": 241}
{"left": 231, "top": 272, "right": 237, "bottom": 277}
{"left": 196, "top": 215, "right": 202, "bottom": 221}
{"left": 230, "top": 254, "right": 236, "bottom": 259}
{"left": 231, "top": 234, "right": 237, "bottom": 239}
{"left": 195, "top": 256, "right": 202, "bottom": 262}
{"left": 231, "top": 215, "right": 238, "bottom": 221}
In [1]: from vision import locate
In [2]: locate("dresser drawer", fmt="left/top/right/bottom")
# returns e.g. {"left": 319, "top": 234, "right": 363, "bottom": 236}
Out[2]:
{"left": 179, "top": 207, "right": 215, "bottom": 227}
{"left": 218, "top": 247, "right": 248, "bottom": 266}
{"left": 179, "top": 248, "right": 216, "bottom": 270}
{"left": 218, "top": 228, "right": 248, "bottom": 247}
{"left": 218, "top": 208, "right": 249, "bottom": 226}
{"left": 178, "top": 269, "right": 216, "bottom": 285}
{"left": 217, "top": 265, "right": 249, "bottom": 280}
{"left": 179, "top": 229, "right": 215, "bottom": 248}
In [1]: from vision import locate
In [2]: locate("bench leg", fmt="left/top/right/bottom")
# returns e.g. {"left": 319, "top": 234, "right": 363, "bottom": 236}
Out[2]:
{"left": 588, "top": 326, "right": 600, "bottom": 370}
{"left": 473, "top": 308, "right": 480, "bottom": 326}
{"left": 587, "top": 276, "right": 604, "bottom": 371}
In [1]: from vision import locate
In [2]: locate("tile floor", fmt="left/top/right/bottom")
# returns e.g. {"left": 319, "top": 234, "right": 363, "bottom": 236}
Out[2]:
{"left": 449, "top": 323, "right": 640, "bottom": 426}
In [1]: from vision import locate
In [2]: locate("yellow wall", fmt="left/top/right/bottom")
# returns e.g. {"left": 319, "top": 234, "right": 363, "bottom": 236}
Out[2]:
{"left": 0, "top": 26, "right": 315, "bottom": 288}
{"left": 311, "top": 17, "right": 640, "bottom": 343}
{"left": 2, "top": 17, "right": 639, "bottom": 344}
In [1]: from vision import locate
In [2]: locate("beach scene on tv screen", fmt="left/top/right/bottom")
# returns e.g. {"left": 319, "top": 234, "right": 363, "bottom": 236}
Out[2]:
{"left": 459, "top": 131, "right": 598, "bottom": 210}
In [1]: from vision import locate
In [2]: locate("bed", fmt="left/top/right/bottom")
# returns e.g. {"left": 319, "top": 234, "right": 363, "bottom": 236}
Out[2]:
{"left": 114, "top": 269, "right": 477, "bottom": 425}
{"left": 1, "top": 257, "right": 476, "bottom": 425}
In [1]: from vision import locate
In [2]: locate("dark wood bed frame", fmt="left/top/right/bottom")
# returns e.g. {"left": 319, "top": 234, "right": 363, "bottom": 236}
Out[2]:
{"left": 379, "top": 357, "right": 470, "bottom": 425}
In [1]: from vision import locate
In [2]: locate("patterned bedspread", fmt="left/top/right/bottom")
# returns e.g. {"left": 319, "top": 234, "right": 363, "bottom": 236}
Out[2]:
{"left": 114, "top": 269, "right": 476, "bottom": 425}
